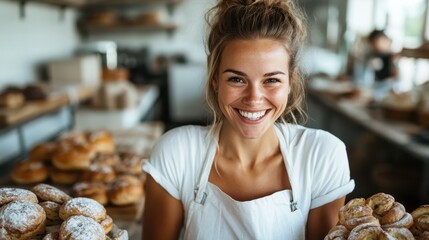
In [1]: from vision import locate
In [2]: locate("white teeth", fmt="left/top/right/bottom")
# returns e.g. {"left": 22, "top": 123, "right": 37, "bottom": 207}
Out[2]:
{"left": 238, "top": 110, "right": 266, "bottom": 120}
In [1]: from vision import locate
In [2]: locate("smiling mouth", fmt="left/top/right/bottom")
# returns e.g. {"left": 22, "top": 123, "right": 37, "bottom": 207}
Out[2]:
{"left": 238, "top": 109, "right": 267, "bottom": 121}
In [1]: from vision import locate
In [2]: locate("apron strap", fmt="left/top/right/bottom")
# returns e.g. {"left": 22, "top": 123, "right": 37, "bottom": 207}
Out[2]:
{"left": 194, "top": 125, "right": 221, "bottom": 205}
{"left": 275, "top": 123, "right": 299, "bottom": 212}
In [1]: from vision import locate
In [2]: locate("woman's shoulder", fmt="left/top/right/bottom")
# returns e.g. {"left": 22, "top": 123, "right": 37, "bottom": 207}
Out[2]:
{"left": 276, "top": 123, "right": 344, "bottom": 147}
{"left": 157, "top": 125, "right": 211, "bottom": 145}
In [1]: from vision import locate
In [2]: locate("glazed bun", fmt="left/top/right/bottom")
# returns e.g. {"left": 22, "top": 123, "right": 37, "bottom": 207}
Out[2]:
{"left": 323, "top": 225, "right": 349, "bottom": 240}
{"left": 0, "top": 187, "right": 38, "bottom": 206}
{"left": 59, "top": 215, "right": 105, "bottom": 240}
{"left": 108, "top": 175, "right": 143, "bottom": 206}
{"left": 114, "top": 152, "right": 144, "bottom": 175}
{"left": 87, "top": 131, "right": 115, "bottom": 155}
{"left": 59, "top": 197, "right": 106, "bottom": 222}
{"left": 52, "top": 142, "right": 94, "bottom": 170}
{"left": 28, "top": 142, "right": 57, "bottom": 162}
{"left": 43, "top": 232, "right": 59, "bottom": 240}
{"left": 0, "top": 200, "right": 46, "bottom": 239}
{"left": 49, "top": 168, "right": 82, "bottom": 185}
{"left": 39, "top": 201, "right": 62, "bottom": 226}
{"left": 32, "top": 183, "right": 71, "bottom": 204}
{"left": 93, "top": 153, "right": 120, "bottom": 167}
{"left": 100, "top": 215, "right": 113, "bottom": 234}
{"left": 82, "top": 164, "right": 116, "bottom": 183}
{"left": 72, "top": 182, "right": 109, "bottom": 206}
{"left": 11, "top": 160, "right": 48, "bottom": 184}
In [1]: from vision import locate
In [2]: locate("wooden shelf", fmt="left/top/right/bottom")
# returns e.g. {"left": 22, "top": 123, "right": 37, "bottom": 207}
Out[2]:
{"left": 33, "top": 0, "right": 85, "bottom": 7}
{"left": 0, "top": 85, "right": 96, "bottom": 129}
{"left": 81, "top": 22, "right": 177, "bottom": 33}
{"left": 84, "top": 0, "right": 183, "bottom": 6}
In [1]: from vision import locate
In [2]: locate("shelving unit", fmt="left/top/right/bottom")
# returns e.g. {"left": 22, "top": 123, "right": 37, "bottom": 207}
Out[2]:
{"left": 77, "top": 0, "right": 184, "bottom": 36}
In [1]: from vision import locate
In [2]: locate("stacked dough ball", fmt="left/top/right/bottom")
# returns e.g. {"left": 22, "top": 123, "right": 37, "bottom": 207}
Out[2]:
{"left": 10, "top": 131, "right": 145, "bottom": 206}
{"left": 0, "top": 184, "right": 127, "bottom": 240}
{"left": 325, "top": 192, "right": 429, "bottom": 239}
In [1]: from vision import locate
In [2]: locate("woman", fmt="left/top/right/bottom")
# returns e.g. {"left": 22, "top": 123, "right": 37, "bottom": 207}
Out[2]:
{"left": 142, "top": 0, "right": 354, "bottom": 239}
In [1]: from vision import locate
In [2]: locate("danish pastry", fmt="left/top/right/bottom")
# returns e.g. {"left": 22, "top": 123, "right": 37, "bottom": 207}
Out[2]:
{"left": 384, "top": 227, "right": 415, "bottom": 240}
{"left": 0, "top": 187, "right": 38, "bottom": 206}
{"left": 32, "top": 183, "right": 71, "bottom": 204}
{"left": 59, "top": 197, "right": 106, "bottom": 222}
{"left": 0, "top": 200, "right": 46, "bottom": 239}
{"left": 366, "top": 193, "right": 395, "bottom": 215}
{"left": 11, "top": 160, "right": 48, "bottom": 184}
{"left": 39, "top": 201, "right": 61, "bottom": 225}
{"left": 72, "top": 182, "right": 109, "bottom": 206}
{"left": 323, "top": 225, "right": 349, "bottom": 240}
{"left": 108, "top": 175, "right": 143, "bottom": 206}
{"left": 59, "top": 215, "right": 105, "bottom": 240}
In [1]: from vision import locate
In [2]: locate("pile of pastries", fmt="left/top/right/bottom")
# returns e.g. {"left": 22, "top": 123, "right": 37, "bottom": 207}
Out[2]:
{"left": 0, "top": 184, "right": 127, "bottom": 240}
{"left": 10, "top": 130, "right": 145, "bottom": 206}
{"left": 0, "top": 83, "right": 49, "bottom": 109}
{"left": 325, "top": 192, "right": 429, "bottom": 239}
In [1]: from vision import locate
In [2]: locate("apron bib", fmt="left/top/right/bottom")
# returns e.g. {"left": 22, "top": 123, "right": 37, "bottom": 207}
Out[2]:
{"left": 182, "top": 125, "right": 306, "bottom": 240}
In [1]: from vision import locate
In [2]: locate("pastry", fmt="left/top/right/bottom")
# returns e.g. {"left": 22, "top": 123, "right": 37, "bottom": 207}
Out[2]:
{"left": 28, "top": 142, "right": 57, "bottom": 162}
{"left": 39, "top": 201, "right": 62, "bottom": 225}
{"left": 0, "top": 187, "right": 38, "bottom": 206}
{"left": 0, "top": 200, "right": 46, "bottom": 239}
{"left": 59, "top": 215, "right": 105, "bottom": 240}
{"left": 59, "top": 197, "right": 106, "bottom": 222}
{"left": 87, "top": 131, "right": 115, "bottom": 155}
{"left": 23, "top": 83, "right": 49, "bottom": 101}
{"left": 52, "top": 142, "right": 94, "bottom": 170}
{"left": 49, "top": 167, "right": 82, "bottom": 185}
{"left": 366, "top": 193, "right": 395, "bottom": 215}
{"left": 347, "top": 222, "right": 384, "bottom": 240}
{"left": 72, "top": 182, "right": 109, "bottom": 206}
{"left": 114, "top": 152, "right": 144, "bottom": 175}
{"left": 11, "top": 160, "right": 48, "bottom": 184}
{"left": 43, "top": 232, "right": 59, "bottom": 240}
{"left": 108, "top": 175, "right": 143, "bottom": 206}
{"left": 100, "top": 215, "right": 113, "bottom": 234}
{"left": 384, "top": 227, "right": 415, "bottom": 239}
{"left": 82, "top": 164, "right": 116, "bottom": 183}
{"left": 31, "top": 183, "right": 71, "bottom": 204}
{"left": 0, "top": 91, "right": 25, "bottom": 109}
{"left": 323, "top": 225, "right": 349, "bottom": 240}
{"left": 92, "top": 154, "right": 120, "bottom": 167}
{"left": 411, "top": 205, "right": 429, "bottom": 237}
{"left": 380, "top": 91, "right": 418, "bottom": 121}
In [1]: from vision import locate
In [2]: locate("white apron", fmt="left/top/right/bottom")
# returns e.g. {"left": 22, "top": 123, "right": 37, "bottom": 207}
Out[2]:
{"left": 182, "top": 126, "right": 306, "bottom": 240}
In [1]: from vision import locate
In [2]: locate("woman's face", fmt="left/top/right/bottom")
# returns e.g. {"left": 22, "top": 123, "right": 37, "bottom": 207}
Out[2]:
{"left": 215, "top": 38, "right": 291, "bottom": 139}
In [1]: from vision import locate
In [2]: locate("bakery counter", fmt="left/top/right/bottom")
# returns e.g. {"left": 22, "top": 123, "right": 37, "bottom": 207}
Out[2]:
{"left": 0, "top": 122, "right": 165, "bottom": 240}
{"left": 0, "top": 84, "right": 97, "bottom": 170}
{"left": 74, "top": 84, "right": 160, "bottom": 130}
{"left": 306, "top": 78, "right": 429, "bottom": 202}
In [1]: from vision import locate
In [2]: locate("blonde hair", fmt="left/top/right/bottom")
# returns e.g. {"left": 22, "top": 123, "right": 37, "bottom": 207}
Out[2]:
{"left": 205, "top": 0, "right": 308, "bottom": 129}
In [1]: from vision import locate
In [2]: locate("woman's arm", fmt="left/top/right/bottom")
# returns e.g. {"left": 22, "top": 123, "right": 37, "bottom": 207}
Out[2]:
{"left": 142, "top": 175, "right": 184, "bottom": 240}
{"left": 306, "top": 196, "right": 346, "bottom": 240}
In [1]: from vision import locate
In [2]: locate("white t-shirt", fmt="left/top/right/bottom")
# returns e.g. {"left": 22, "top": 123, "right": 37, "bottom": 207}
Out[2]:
{"left": 143, "top": 123, "right": 354, "bottom": 234}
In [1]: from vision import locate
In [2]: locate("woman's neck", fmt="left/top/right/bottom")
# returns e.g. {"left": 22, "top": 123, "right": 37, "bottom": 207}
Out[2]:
{"left": 218, "top": 123, "right": 280, "bottom": 169}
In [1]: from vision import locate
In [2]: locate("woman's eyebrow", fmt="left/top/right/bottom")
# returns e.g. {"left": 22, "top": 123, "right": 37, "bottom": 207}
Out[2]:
{"left": 223, "top": 69, "right": 286, "bottom": 77}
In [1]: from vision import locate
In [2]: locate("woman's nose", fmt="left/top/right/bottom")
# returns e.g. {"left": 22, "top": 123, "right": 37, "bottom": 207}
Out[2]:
{"left": 244, "top": 84, "right": 264, "bottom": 104}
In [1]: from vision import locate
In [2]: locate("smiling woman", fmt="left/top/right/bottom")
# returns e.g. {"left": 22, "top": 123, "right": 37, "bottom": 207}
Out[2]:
{"left": 142, "top": 1, "right": 355, "bottom": 239}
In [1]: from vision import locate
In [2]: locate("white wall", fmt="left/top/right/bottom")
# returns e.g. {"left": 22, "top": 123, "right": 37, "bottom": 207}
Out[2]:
{"left": 0, "top": 1, "right": 80, "bottom": 90}
{"left": 84, "top": 0, "right": 216, "bottom": 63}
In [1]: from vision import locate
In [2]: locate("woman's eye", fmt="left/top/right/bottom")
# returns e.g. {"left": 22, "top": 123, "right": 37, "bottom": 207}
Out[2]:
{"left": 265, "top": 78, "right": 280, "bottom": 83}
{"left": 228, "top": 77, "right": 244, "bottom": 83}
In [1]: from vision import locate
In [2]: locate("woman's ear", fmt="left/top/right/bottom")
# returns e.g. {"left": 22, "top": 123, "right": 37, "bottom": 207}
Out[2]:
{"left": 212, "top": 78, "right": 218, "bottom": 93}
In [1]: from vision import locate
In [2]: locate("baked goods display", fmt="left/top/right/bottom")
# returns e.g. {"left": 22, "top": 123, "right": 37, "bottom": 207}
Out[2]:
{"left": 0, "top": 185, "right": 128, "bottom": 239}
{"left": 324, "top": 192, "right": 429, "bottom": 239}
{"left": 380, "top": 91, "right": 419, "bottom": 122}
{"left": 10, "top": 130, "right": 146, "bottom": 208}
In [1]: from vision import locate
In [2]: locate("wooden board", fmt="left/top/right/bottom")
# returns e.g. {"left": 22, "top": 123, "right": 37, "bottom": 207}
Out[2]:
{"left": 0, "top": 85, "right": 96, "bottom": 128}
